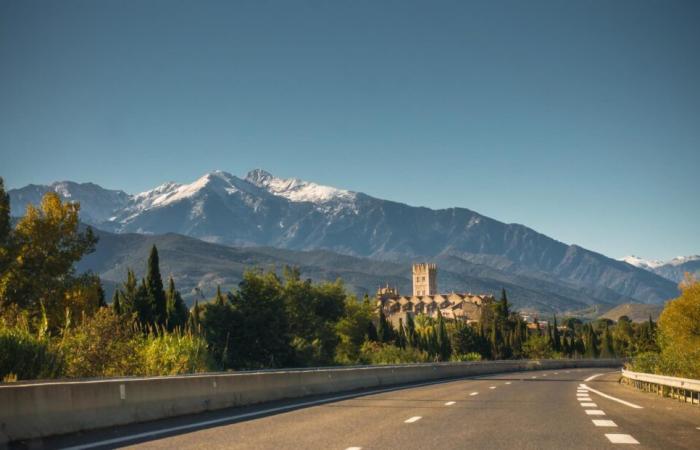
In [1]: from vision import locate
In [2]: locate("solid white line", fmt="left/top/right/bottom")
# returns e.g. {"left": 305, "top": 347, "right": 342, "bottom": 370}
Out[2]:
{"left": 605, "top": 433, "right": 639, "bottom": 444}
{"left": 584, "top": 373, "right": 604, "bottom": 382}
{"left": 445, "top": 401, "right": 456, "bottom": 406}
{"left": 580, "top": 402, "right": 597, "bottom": 407}
{"left": 585, "top": 410, "right": 606, "bottom": 416}
{"left": 581, "top": 384, "right": 643, "bottom": 409}
{"left": 404, "top": 416, "right": 422, "bottom": 423}
{"left": 470, "top": 392, "right": 479, "bottom": 396}
{"left": 59, "top": 377, "right": 456, "bottom": 450}
{"left": 593, "top": 420, "right": 617, "bottom": 427}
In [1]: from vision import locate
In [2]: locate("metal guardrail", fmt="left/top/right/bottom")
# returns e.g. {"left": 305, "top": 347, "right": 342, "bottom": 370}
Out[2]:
{"left": 621, "top": 369, "right": 700, "bottom": 405}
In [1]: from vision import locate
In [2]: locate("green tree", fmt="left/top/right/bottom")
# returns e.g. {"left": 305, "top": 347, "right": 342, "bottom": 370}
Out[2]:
{"left": 436, "top": 311, "right": 451, "bottom": 361}
{"left": 600, "top": 325, "right": 615, "bottom": 358}
{"left": 112, "top": 289, "right": 122, "bottom": 315}
{"left": 657, "top": 276, "right": 700, "bottom": 378}
{"left": 145, "top": 245, "right": 167, "bottom": 325}
{"left": 377, "top": 308, "right": 395, "bottom": 344}
{"left": 0, "top": 178, "right": 12, "bottom": 274}
{"left": 0, "top": 192, "right": 98, "bottom": 325}
{"left": 165, "top": 276, "right": 189, "bottom": 330}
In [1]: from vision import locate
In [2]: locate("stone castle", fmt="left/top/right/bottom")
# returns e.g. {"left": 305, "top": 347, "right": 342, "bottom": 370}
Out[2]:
{"left": 377, "top": 263, "right": 494, "bottom": 326}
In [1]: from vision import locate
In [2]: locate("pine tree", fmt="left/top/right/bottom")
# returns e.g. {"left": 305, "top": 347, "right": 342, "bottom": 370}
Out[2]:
{"left": 552, "top": 315, "right": 561, "bottom": 352}
{"left": 377, "top": 308, "right": 394, "bottom": 343}
{"left": 166, "top": 276, "right": 188, "bottom": 330}
{"left": 215, "top": 285, "right": 226, "bottom": 305}
{"left": 436, "top": 311, "right": 451, "bottom": 361}
{"left": 96, "top": 281, "right": 107, "bottom": 308}
{"left": 397, "top": 318, "right": 407, "bottom": 349}
{"left": 600, "top": 325, "right": 615, "bottom": 358}
{"left": 188, "top": 300, "right": 201, "bottom": 331}
{"left": 112, "top": 289, "right": 122, "bottom": 315}
{"left": 405, "top": 313, "right": 417, "bottom": 347}
{"left": 0, "top": 178, "right": 11, "bottom": 274}
{"left": 145, "top": 245, "right": 167, "bottom": 325}
{"left": 121, "top": 269, "right": 138, "bottom": 315}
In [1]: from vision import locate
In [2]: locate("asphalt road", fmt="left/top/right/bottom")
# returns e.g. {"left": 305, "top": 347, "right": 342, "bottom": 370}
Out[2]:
{"left": 18, "top": 367, "right": 700, "bottom": 450}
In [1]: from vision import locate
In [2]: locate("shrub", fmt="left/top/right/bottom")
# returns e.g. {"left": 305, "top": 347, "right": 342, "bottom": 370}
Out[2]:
{"left": 628, "top": 351, "right": 660, "bottom": 374}
{"left": 359, "top": 341, "right": 430, "bottom": 365}
{"left": 140, "top": 328, "right": 211, "bottom": 376}
{"left": 450, "top": 352, "right": 482, "bottom": 362}
{"left": 59, "top": 308, "right": 142, "bottom": 378}
{"left": 0, "top": 323, "right": 62, "bottom": 381}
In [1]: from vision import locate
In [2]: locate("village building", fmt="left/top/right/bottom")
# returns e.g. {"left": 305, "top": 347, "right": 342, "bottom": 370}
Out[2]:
{"left": 377, "top": 263, "right": 495, "bottom": 326}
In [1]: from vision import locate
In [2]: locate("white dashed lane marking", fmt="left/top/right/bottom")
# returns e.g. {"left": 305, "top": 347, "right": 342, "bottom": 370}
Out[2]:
{"left": 404, "top": 416, "right": 422, "bottom": 423}
{"left": 469, "top": 392, "right": 479, "bottom": 396}
{"left": 585, "top": 410, "right": 606, "bottom": 416}
{"left": 504, "top": 381, "right": 511, "bottom": 385}
{"left": 580, "top": 403, "right": 597, "bottom": 407}
{"left": 489, "top": 386, "right": 496, "bottom": 390}
{"left": 346, "top": 447, "right": 362, "bottom": 450}
{"left": 605, "top": 434, "right": 639, "bottom": 444}
{"left": 592, "top": 420, "right": 617, "bottom": 427}
{"left": 445, "top": 401, "right": 455, "bottom": 406}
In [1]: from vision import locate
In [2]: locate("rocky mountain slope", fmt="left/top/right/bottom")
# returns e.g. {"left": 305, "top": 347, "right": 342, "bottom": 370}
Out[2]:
{"left": 9, "top": 170, "right": 679, "bottom": 307}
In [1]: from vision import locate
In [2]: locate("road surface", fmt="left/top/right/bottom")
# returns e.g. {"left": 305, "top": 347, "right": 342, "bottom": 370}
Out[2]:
{"left": 18, "top": 368, "right": 700, "bottom": 449}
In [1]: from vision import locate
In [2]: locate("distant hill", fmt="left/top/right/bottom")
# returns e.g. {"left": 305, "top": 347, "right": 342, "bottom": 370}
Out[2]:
{"left": 599, "top": 303, "right": 665, "bottom": 323}
{"left": 9, "top": 169, "right": 680, "bottom": 309}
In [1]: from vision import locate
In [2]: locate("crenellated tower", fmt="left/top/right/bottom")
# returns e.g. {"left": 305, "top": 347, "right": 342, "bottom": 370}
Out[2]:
{"left": 412, "top": 263, "right": 437, "bottom": 296}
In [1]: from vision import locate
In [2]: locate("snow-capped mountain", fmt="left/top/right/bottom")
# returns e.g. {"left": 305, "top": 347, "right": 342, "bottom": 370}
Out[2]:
{"left": 619, "top": 255, "right": 665, "bottom": 270}
{"left": 8, "top": 169, "right": 679, "bottom": 306}
{"left": 8, "top": 181, "right": 130, "bottom": 224}
{"left": 620, "top": 255, "right": 700, "bottom": 283}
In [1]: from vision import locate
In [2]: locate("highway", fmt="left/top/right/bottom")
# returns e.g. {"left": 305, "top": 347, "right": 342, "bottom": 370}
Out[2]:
{"left": 27, "top": 368, "right": 700, "bottom": 450}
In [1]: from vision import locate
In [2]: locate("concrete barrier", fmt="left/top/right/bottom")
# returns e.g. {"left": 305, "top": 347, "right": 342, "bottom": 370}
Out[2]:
{"left": 0, "top": 358, "right": 622, "bottom": 444}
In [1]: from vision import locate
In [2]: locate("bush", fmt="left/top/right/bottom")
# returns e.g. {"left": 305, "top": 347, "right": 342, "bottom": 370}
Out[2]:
{"left": 628, "top": 351, "right": 660, "bottom": 374}
{"left": 359, "top": 341, "right": 430, "bottom": 365}
{"left": 140, "top": 329, "right": 211, "bottom": 376}
{"left": 657, "top": 277, "right": 700, "bottom": 379}
{"left": 0, "top": 324, "right": 62, "bottom": 381}
{"left": 59, "top": 308, "right": 143, "bottom": 378}
{"left": 450, "top": 352, "right": 482, "bottom": 362}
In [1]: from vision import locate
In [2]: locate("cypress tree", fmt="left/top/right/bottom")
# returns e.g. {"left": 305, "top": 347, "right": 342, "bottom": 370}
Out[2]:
{"left": 436, "top": 311, "right": 451, "bottom": 361}
{"left": 377, "top": 308, "right": 394, "bottom": 343}
{"left": 552, "top": 315, "right": 561, "bottom": 352}
{"left": 0, "top": 178, "right": 11, "bottom": 274}
{"left": 366, "top": 320, "right": 379, "bottom": 342}
{"left": 112, "top": 289, "right": 122, "bottom": 315}
{"left": 397, "top": 318, "right": 407, "bottom": 349}
{"left": 406, "top": 313, "right": 417, "bottom": 347}
{"left": 215, "top": 285, "right": 226, "bottom": 305}
{"left": 188, "top": 300, "right": 201, "bottom": 332}
{"left": 166, "top": 276, "right": 188, "bottom": 330}
{"left": 600, "top": 325, "right": 615, "bottom": 358}
{"left": 96, "top": 281, "right": 107, "bottom": 308}
{"left": 145, "top": 245, "right": 167, "bottom": 325}
{"left": 121, "top": 269, "right": 138, "bottom": 315}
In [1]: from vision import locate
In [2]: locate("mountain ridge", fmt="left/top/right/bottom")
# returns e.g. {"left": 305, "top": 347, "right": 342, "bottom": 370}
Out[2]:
{"left": 8, "top": 169, "right": 680, "bottom": 307}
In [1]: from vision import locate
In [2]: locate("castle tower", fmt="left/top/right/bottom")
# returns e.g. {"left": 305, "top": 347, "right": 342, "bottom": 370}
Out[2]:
{"left": 412, "top": 263, "right": 437, "bottom": 296}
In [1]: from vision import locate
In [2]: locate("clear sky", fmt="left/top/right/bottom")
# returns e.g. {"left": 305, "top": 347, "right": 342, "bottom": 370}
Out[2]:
{"left": 1, "top": 0, "right": 698, "bottom": 261}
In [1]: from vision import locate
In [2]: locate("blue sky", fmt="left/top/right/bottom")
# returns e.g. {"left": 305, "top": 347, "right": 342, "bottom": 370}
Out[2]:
{"left": 1, "top": 0, "right": 698, "bottom": 261}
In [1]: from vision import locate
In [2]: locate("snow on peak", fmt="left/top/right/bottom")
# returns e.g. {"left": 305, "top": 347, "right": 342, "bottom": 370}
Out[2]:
{"left": 245, "top": 169, "right": 356, "bottom": 205}
{"left": 619, "top": 255, "right": 665, "bottom": 270}
{"left": 667, "top": 255, "right": 700, "bottom": 266}
{"left": 131, "top": 171, "right": 238, "bottom": 210}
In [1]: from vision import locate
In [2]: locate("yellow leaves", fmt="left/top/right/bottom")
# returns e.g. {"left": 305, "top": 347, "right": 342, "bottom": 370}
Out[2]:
{"left": 657, "top": 276, "right": 700, "bottom": 378}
